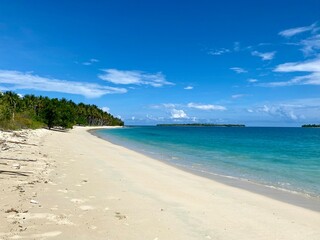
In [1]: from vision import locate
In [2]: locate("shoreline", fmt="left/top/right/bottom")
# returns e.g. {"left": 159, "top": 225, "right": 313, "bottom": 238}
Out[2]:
{"left": 1, "top": 126, "right": 320, "bottom": 239}
{"left": 91, "top": 128, "right": 320, "bottom": 212}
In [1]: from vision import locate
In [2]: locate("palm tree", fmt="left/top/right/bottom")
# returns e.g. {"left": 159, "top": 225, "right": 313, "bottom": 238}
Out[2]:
{"left": 2, "top": 91, "right": 20, "bottom": 121}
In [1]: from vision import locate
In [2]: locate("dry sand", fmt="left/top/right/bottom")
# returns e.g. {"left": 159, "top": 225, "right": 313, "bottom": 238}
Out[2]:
{"left": 0, "top": 126, "right": 319, "bottom": 240}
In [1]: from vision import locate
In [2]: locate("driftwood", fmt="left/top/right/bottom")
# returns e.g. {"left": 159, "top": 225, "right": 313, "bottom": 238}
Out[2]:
{"left": 0, "top": 157, "right": 37, "bottom": 162}
{"left": 0, "top": 170, "right": 32, "bottom": 177}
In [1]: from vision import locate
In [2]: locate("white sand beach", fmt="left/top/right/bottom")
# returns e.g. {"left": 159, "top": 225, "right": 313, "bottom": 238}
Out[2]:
{"left": 1, "top": 126, "right": 320, "bottom": 240}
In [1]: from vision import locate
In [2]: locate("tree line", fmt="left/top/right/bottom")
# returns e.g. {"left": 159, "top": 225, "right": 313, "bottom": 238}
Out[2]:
{"left": 0, "top": 91, "right": 123, "bottom": 130}
{"left": 301, "top": 124, "right": 320, "bottom": 128}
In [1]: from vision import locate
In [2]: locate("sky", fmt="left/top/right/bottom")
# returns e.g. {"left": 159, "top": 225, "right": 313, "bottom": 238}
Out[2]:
{"left": 0, "top": 0, "right": 319, "bottom": 126}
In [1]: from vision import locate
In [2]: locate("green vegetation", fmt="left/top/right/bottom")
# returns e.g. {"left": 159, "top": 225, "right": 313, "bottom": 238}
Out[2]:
{"left": 302, "top": 124, "right": 320, "bottom": 128}
{"left": 0, "top": 91, "right": 123, "bottom": 130}
{"left": 157, "top": 123, "right": 245, "bottom": 127}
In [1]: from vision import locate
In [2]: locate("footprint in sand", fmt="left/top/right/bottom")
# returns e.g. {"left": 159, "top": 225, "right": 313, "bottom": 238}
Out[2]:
{"left": 70, "top": 198, "right": 87, "bottom": 204}
{"left": 79, "top": 205, "right": 95, "bottom": 211}
{"left": 115, "top": 212, "right": 127, "bottom": 220}
{"left": 89, "top": 225, "right": 97, "bottom": 230}
{"left": 7, "top": 213, "right": 74, "bottom": 225}
{"left": 33, "top": 231, "right": 62, "bottom": 238}
{"left": 57, "top": 189, "right": 68, "bottom": 193}
{"left": 9, "top": 231, "right": 62, "bottom": 239}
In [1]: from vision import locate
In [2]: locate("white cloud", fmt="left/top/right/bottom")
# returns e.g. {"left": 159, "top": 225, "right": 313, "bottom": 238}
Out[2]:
{"left": 251, "top": 51, "right": 276, "bottom": 60}
{"left": 170, "top": 109, "right": 188, "bottom": 119}
{"left": 247, "top": 78, "right": 258, "bottom": 83}
{"left": 300, "top": 34, "right": 320, "bottom": 56}
{"left": 163, "top": 103, "right": 177, "bottom": 108}
{"left": 263, "top": 72, "right": 320, "bottom": 87}
{"left": 149, "top": 103, "right": 178, "bottom": 110}
{"left": 231, "top": 94, "right": 247, "bottom": 99}
{"left": 187, "top": 103, "right": 226, "bottom": 111}
{"left": 98, "top": 69, "right": 174, "bottom": 87}
{"left": 274, "top": 58, "right": 320, "bottom": 72}
{"left": 262, "top": 58, "right": 320, "bottom": 87}
{"left": 283, "top": 98, "right": 320, "bottom": 107}
{"left": 234, "top": 42, "right": 240, "bottom": 51}
{"left": 184, "top": 86, "right": 193, "bottom": 90}
{"left": 279, "top": 22, "right": 320, "bottom": 56}
{"left": 247, "top": 99, "right": 320, "bottom": 122}
{"left": 208, "top": 48, "right": 230, "bottom": 56}
{"left": 256, "top": 105, "right": 300, "bottom": 120}
{"left": 230, "top": 67, "right": 247, "bottom": 74}
{"left": 0, "top": 70, "right": 127, "bottom": 98}
{"left": 101, "top": 106, "right": 110, "bottom": 112}
{"left": 279, "top": 22, "right": 318, "bottom": 38}
{"left": 82, "top": 58, "right": 99, "bottom": 66}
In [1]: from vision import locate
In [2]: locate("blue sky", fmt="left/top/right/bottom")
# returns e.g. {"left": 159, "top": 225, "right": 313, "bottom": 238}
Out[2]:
{"left": 0, "top": 0, "right": 319, "bottom": 126}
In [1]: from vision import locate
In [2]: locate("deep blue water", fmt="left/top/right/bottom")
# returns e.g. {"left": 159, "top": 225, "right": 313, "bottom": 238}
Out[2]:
{"left": 94, "top": 126, "right": 320, "bottom": 197}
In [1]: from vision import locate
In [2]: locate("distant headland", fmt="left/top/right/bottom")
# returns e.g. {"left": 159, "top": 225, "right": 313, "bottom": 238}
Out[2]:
{"left": 301, "top": 124, "right": 320, "bottom": 128}
{"left": 156, "top": 123, "right": 245, "bottom": 127}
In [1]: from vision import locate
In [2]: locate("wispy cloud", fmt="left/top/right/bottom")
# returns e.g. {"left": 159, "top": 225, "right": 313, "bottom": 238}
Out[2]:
{"left": 230, "top": 67, "right": 247, "bottom": 73}
{"left": 0, "top": 70, "right": 127, "bottom": 98}
{"left": 261, "top": 58, "right": 320, "bottom": 87}
{"left": 279, "top": 22, "right": 318, "bottom": 38}
{"left": 274, "top": 58, "right": 320, "bottom": 72}
{"left": 170, "top": 109, "right": 188, "bottom": 119}
{"left": 231, "top": 94, "right": 247, "bottom": 99}
{"left": 251, "top": 51, "right": 276, "bottom": 60}
{"left": 82, "top": 58, "right": 99, "bottom": 66}
{"left": 248, "top": 99, "right": 320, "bottom": 122}
{"left": 98, "top": 69, "right": 174, "bottom": 87}
{"left": 187, "top": 103, "right": 226, "bottom": 111}
{"left": 280, "top": 22, "right": 320, "bottom": 56}
{"left": 263, "top": 73, "right": 320, "bottom": 87}
{"left": 208, "top": 48, "right": 230, "bottom": 56}
{"left": 247, "top": 78, "right": 258, "bottom": 83}
{"left": 255, "top": 105, "right": 303, "bottom": 120}
{"left": 233, "top": 42, "right": 240, "bottom": 51}
{"left": 149, "top": 103, "right": 177, "bottom": 109}
{"left": 184, "top": 86, "right": 193, "bottom": 90}
{"left": 163, "top": 103, "right": 177, "bottom": 108}
{"left": 300, "top": 34, "right": 320, "bottom": 56}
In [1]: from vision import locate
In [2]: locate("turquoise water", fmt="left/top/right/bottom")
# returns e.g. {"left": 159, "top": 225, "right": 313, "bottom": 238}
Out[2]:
{"left": 94, "top": 126, "right": 320, "bottom": 198}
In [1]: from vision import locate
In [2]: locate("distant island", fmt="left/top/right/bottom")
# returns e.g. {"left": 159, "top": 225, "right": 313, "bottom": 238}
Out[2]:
{"left": 157, "top": 123, "right": 245, "bottom": 127}
{"left": 302, "top": 124, "right": 320, "bottom": 128}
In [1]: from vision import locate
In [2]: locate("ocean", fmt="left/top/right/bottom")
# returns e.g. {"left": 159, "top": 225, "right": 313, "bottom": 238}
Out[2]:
{"left": 94, "top": 126, "right": 320, "bottom": 198}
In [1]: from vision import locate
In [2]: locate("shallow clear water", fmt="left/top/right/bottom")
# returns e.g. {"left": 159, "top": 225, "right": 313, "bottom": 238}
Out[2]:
{"left": 94, "top": 126, "right": 320, "bottom": 197}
